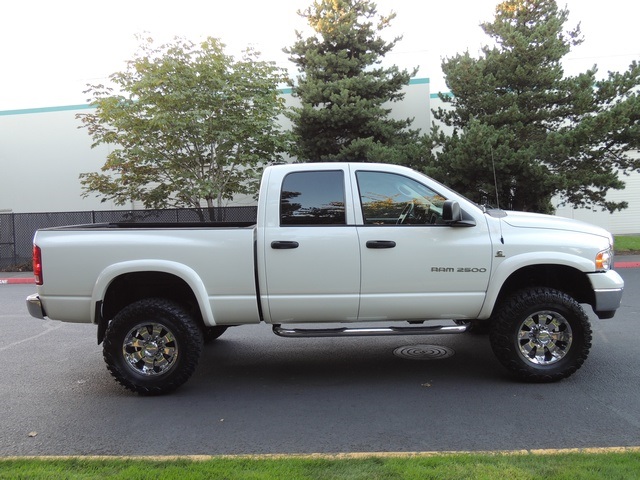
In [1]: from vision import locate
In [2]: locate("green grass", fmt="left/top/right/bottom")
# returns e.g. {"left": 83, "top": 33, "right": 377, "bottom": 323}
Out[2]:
{"left": 614, "top": 235, "right": 640, "bottom": 254}
{"left": 1, "top": 451, "right": 640, "bottom": 480}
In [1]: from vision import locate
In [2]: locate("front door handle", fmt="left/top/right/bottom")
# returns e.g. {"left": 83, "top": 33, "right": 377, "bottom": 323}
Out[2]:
{"left": 271, "top": 241, "right": 299, "bottom": 250}
{"left": 366, "top": 240, "right": 396, "bottom": 249}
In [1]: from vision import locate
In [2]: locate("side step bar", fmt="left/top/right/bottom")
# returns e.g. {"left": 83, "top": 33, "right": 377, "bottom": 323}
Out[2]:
{"left": 272, "top": 323, "right": 469, "bottom": 338}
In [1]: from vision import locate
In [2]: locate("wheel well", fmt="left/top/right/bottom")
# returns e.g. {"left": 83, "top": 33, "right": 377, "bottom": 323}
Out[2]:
{"left": 495, "top": 264, "right": 594, "bottom": 311}
{"left": 98, "top": 272, "right": 204, "bottom": 343}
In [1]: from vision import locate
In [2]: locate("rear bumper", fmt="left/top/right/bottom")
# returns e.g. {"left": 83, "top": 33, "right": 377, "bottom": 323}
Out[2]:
{"left": 587, "top": 270, "right": 624, "bottom": 318}
{"left": 26, "top": 293, "right": 46, "bottom": 319}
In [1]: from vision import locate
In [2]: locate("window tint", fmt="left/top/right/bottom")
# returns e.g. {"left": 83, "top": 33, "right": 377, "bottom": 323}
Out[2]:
{"left": 280, "top": 171, "right": 346, "bottom": 225}
{"left": 356, "top": 171, "right": 447, "bottom": 225}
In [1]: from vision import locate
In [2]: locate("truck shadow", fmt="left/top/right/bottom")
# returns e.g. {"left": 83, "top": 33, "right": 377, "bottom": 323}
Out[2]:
{"left": 191, "top": 331, "right": 508, "bottom": 391}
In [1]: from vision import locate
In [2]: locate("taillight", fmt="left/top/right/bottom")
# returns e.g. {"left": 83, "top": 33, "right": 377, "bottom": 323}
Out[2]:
{"left": 33, "top": 245, "right": 43, "bottom": 285}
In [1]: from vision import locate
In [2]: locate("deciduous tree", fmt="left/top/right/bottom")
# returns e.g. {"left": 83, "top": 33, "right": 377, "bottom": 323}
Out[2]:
{"left": 79, "top": 36, "right": 288, "bottom": 217}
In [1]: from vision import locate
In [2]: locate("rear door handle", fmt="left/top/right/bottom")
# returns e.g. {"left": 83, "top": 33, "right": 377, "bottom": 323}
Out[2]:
{"left": 271, "top": 241, "right": 299, "bottom": 250}
{"left": 366, "top": 240, "right": 396, "bottom": 249}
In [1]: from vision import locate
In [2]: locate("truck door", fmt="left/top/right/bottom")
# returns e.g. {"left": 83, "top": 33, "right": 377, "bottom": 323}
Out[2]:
{"left": 354, "top": 169, "right": 492, "bottom": 321}
{"left": 261, "top": 169, "right": 361, "bottom": 323}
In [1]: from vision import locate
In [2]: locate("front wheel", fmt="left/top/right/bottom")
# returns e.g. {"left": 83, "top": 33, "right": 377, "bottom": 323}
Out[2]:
{"left": 103, "top": 298, "right": 203, "bottom": 395}
{"left": 489, "top": 288, "right": 592, "bottom": 382}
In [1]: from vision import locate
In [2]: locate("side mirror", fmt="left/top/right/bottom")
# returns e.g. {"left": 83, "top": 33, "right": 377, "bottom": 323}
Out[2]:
{"left": 442, "top": 200, "right": 461, "bottom": 222}
{"left": 442, "top": 200, "right": 475, "bottom": 227}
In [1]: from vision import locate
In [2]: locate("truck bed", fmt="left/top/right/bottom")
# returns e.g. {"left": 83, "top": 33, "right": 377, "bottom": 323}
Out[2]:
{"left": 34, "top": 224, "right": 259, "bottom": 325}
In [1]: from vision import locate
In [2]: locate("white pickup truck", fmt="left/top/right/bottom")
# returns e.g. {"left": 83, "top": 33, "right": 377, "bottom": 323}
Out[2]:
{"left": 27, "top": 162, "right": 624, "bottom": 395}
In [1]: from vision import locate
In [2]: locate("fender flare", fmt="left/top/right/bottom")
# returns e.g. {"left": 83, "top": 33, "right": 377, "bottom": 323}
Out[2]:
{"left": 478, "top": 252, "right": 594, "bottom": 319}
{"left": 90, "top": 259, "right": 214, "bottom": 325}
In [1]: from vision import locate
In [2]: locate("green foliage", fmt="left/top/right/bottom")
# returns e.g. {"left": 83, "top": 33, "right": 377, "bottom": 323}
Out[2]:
{"left": 424, "top": 0, "right": 640, "bottom": 213}
{"left": 78, "top": 36, "right": 288, "bottom": 215}
{"left": 285, "top": 0, "right": 422, "bottom": 163}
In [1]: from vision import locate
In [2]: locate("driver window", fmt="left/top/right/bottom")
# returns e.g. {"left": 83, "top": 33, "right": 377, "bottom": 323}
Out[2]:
{"left": 356, "top": 171, "right": 447, "bottom": 225}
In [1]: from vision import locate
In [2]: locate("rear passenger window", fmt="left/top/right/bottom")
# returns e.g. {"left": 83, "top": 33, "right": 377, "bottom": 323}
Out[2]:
{"left": 280, "top": 171, "right": 346, "bottom": 225}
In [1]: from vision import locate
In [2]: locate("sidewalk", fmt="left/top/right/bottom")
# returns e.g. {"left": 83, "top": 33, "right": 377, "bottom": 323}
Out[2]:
{"left": 2, "top": 255, "right": 639, "bottom": 285}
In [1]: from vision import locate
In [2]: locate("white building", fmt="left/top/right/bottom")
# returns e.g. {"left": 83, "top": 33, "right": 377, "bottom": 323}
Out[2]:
{"left": 0, "top": 78, "right": 638, "bottom": 233}
{"left": 0, "top": 104, "right": 119, "bottom": 213}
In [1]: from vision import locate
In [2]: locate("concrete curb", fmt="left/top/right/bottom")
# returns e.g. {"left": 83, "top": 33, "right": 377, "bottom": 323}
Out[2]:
{"left": 2, "top": 446, "right": 640, "bottom": 461}
{"left": 615, "top": 261, "right": 640, "bottom": 269}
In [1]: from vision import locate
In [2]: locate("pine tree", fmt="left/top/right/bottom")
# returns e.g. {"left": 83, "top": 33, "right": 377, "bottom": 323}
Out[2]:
{"left": 426, "top": 0, "right": 639, "bottom": 213}
{"left": 285, "top": 0, "right": 421, "bottom": 163}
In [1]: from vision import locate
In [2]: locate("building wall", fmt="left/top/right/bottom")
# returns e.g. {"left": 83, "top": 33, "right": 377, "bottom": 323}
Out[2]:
{"left": 0, "top": 106, "right": 123, "bottom": 213}
{"left": 1, "top": 79, "right": 638, "bottom": 234}
{"left": 0, "top": 79, "right": 432, "bottom": 214}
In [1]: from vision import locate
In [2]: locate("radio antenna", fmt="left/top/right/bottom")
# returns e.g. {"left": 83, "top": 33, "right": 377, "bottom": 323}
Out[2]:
{"left": 491, "top": 147, "right": 500, "bottom": 210}
{"left": 490, "top": 146, "right": 505, "bottom": 244}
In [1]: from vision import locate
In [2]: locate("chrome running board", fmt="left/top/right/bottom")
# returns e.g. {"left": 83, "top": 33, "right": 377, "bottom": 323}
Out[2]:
{"left": 272, "top": 323, "right": 469, "bottom": 338}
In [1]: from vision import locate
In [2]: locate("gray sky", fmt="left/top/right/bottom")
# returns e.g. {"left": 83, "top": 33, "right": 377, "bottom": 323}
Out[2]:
{"left": 2, "top": 0, "right": 638, "bottom": 110}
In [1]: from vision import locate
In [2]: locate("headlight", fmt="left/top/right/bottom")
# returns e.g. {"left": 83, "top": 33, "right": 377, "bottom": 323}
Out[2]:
{"left": 595, "top": 248, "right": 613, "bottom": 271}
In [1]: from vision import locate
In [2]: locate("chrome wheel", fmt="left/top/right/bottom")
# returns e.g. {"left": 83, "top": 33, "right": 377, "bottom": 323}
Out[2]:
{"left": 104, "top": 299, "right": 203, "bottom": 395}
{"left": 517, "top": 311, "right": 572, "bottom": 365}
{"left": 490, "top": 288, "right": 591, "bottom": 382}
{"left": 123, "top": 322, "right": 178, "bottom": 376}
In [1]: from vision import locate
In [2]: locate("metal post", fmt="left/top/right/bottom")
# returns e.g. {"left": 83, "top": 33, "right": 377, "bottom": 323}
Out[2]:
{"left": 11, "top": 212, "right": 17, "bottom": 266}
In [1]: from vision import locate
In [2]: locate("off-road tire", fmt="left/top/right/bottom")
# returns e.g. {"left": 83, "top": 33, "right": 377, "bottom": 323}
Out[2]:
{"left": 490, "top": 287, "right": 592, "bottom": 382}
{"left": 103, "top": 298, "right": 203, "bottom": 395}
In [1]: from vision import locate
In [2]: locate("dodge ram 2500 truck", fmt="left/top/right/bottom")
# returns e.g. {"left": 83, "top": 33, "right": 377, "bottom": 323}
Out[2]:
{"left": 26, "top": 162, "right": 624, "bottom": 395}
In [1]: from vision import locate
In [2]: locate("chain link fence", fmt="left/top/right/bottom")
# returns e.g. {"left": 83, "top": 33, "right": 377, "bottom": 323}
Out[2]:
{"left": 0, "top": 206, "right": 257, "bottom": 270}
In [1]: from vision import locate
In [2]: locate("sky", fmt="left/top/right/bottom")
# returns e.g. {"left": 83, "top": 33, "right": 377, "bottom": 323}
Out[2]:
{"left": 1, "top": 0, "right": 638, "bottom": 111}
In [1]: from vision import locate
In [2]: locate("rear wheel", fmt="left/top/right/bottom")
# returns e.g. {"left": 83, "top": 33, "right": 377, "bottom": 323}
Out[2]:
{"left": 103, "top": 298, "right": 203, "bottom": 395}
{"left": 490, "top": 288, "right": 592, "bottom": 382}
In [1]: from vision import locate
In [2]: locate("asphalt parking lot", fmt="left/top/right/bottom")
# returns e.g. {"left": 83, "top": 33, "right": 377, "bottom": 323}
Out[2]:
{"left": 1, "top": 267, "right": 639, "bottom": 456}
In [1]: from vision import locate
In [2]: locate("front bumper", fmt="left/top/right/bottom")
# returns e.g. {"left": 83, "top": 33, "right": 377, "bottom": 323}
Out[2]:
{"left": 587, "top": 270, "right": 624, "bottom": 319}
{"left": 26, "top": 293, "right": 46, "bottom": 319}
